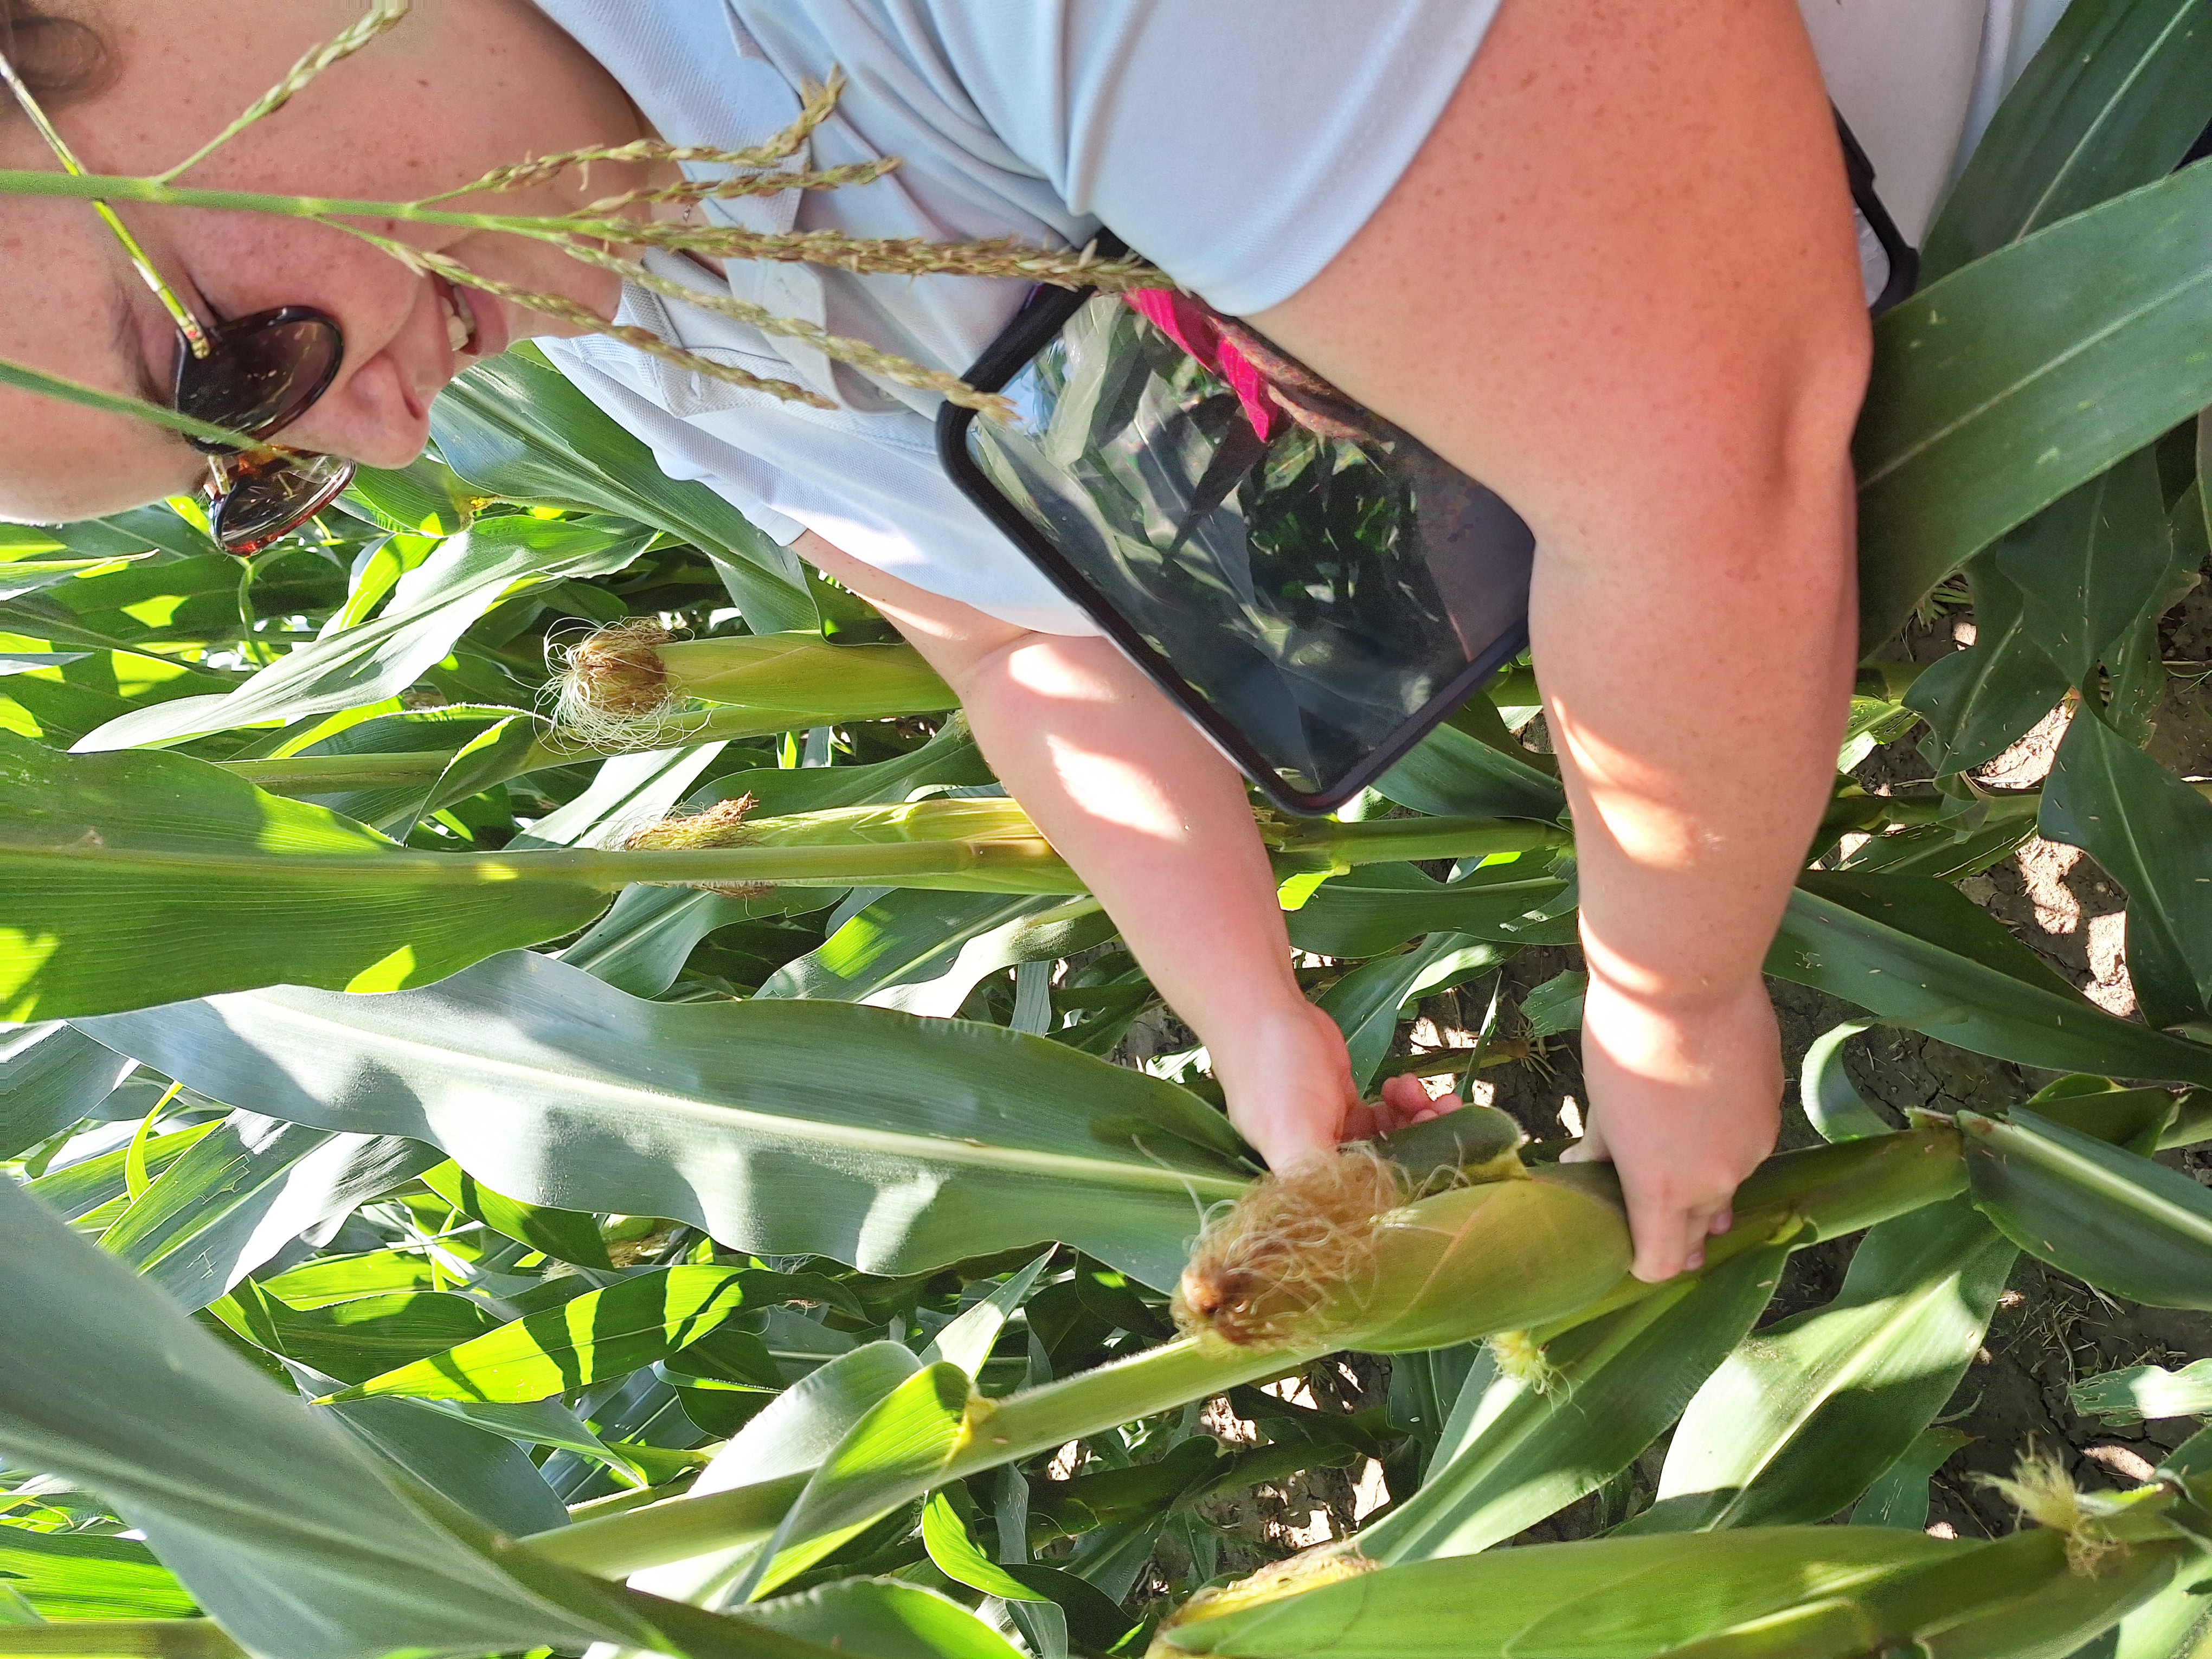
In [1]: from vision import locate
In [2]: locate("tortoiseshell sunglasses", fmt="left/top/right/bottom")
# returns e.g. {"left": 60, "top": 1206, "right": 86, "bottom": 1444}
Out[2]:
{"left": 0, "top": 48, "right": 354, "bottom": 553}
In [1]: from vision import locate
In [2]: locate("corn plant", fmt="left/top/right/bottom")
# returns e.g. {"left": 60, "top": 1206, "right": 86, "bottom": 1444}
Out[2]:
{"left": 4, "top": 1, "right": 2212, "bottom": 1657}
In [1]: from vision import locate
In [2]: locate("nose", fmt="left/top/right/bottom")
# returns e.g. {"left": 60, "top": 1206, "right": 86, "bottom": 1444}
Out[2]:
{"left": 276, "top": 348, "right": 436, "bottom": 471}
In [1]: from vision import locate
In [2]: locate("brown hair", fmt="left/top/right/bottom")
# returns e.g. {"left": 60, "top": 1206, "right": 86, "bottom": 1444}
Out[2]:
{"left": 0, "top": 1, "right": 113, "bottom": 107}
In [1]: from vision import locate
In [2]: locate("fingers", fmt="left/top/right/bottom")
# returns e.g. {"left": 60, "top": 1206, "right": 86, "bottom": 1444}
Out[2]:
{"left": 1339, "top": 1101, "right": 1385, "bottom": 1143}
{"left": 1375, "top": 1073, "right": 1454, "bottom": 1133}
{"left": 1624, "top": 1192, "right": 1738, "bottom": 1282}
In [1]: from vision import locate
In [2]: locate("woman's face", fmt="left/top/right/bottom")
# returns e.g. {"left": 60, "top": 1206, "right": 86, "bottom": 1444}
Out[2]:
{"left": 0, "top": 0, "right": 645, "bottom": 524}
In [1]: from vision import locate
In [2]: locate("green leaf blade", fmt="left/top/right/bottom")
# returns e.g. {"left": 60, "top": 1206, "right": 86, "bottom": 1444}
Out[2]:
{"left": 1963, "top": 1108, "right": 2212, "bottom": 1309}
{"left": 328, "top": 1266, "right": 808, "bottom": 1404}
{"left": 78, "top": 951, "right": 1249, "bottom": 1290}
{"left": 1856, "top": 158, "right": 2212, "bottom": 646}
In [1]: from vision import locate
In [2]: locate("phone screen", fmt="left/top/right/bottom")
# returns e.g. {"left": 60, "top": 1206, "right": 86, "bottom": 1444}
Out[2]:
{"left": 938, "top": 286, "right": 1535, "bottom": 814}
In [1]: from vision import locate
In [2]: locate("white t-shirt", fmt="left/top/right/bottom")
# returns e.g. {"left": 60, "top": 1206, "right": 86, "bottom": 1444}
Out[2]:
{"left": 532, "top": 1, "right": 2065, "bottom": 638}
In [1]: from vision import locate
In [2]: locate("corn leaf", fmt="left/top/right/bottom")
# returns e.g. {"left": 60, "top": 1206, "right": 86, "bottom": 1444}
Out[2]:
{"left": 0, "top": 1021, "right": 134, "bottom": 1159}
{"left": 0, "top": 1177, "right": 633, "bottom": 1659}
{"left": 231, "top": 704, "right": 549, "bottom": 832}
{"left": 258, "top": 1251, "right": 439, "bottom": 1309}
{"left": 16, "top": 505, "right": 215, "bottom": 562}
{"left": 1630, "top": 1199, "right": 2015, "bottom": 1532}
{"left": 23, "top": 1122, "right": 222, "bottom": 1225}
{"left": 2085, "top": 1572, "right": 2212, "bottom": 1659}
{"left": 2041, "top": 704, "right": 2212, "bottom": 1031}
{"left": 1360, "top": 1242, "right": 1789, "bottom": 1564}
{"left": 1923, "top": 0, "right": 2212, "bottom": 279}
{"left": 741, "top": 1580, "right": 1027, "bottom": 1659}
{"left": 1848, "top": 1426, "right": 1973, "bottom": 1530}
{"left": 433, "top": 347, "right": 819, "bottom": 634}
{"left": 0, "top": 637, "right": 235, "bottom": 750}
{"left": 1320, "top": 935, "right": 1511, "bottom": 1090}
{"left": 1798, "top": 1020, "right": 1896, "bottom": 1144}
{"left": 605, "top": 1341, "right": 918, "bottom": 1593}
{"left": 559, "top": 882, "right": 832, "bottom": 997}
{"left": 419, "top": 1160, "right": 613, "bottom": 1270}
{"left": 1855, "top": 157, "right": 2212, "bottom": 647}
{"left": 2, "top": 556, "right": 293, "bottom": 657}
{"left": 72, "top": 518, "right": 654, "bottom": 752}
{"left": 924, "top": 1491, "right": 1047, "bottom": 1602}
{"left": 922, "top": 1251, "right": 1057, "bottom": 1379}
{"left": 324, "top": 1265, "right": 834, "bottom": 1404}
{"left": 211, "top": 1283, "right": 503, "bottom": 1386}
{"left": 75, "top": 950, "right": 1249, "bottom": 1289}
{"left": 758, "top": 889, "right": 1104, "bottom": 1014}
{"left": 342, "top": 456, "right": 474, "bottom": 539}
{"left": 2074, "top": 1358, "right": 2212, "bottom": 1423}
{"left": 0, "top": 1532, "right": 197, "bottom": 1622}
{"left": 1375, "top": 717, "right": 1565, "bottom": 822}
{"left": 100, "top": 1115, "right": 440, "bottom": 1313}
{"left": 0, "top": 734, "right": 613, "bottom": 1018}
{"left": 1286, "top": 859, "right": 1574, "bottom": 959}
{"left": 302, "top": 1379, "right": 571, "bottom": 1541}
{"left": 740, "top": 1362, "right": 973, "bottom": 1598}
{"left": 420, "top": 1396, "right": 651, "bottom": 1490}
{"left": 1904, "top": 556, "right": 2072, "bottom": 775}
{"left": 1994, "top": 447, "right": 2175, "bottom": 691}
{"left": 1769, "top": 877, "right": 2212, "bottom": 1087}
{"left": 1963, "top": 1108, "right": 2212, "bottom": 1308}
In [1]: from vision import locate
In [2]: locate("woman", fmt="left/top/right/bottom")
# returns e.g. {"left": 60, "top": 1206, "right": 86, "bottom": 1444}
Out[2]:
{"left": 0, "top": 1, "right": 2049, "bottom": 1282}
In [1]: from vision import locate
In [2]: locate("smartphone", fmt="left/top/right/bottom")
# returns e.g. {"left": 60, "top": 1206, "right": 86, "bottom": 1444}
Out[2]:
{"left": 937, "top": 277, "right": 1531, "bottom": 814}
{"left": 936, "top": 117, "right": 1912, "bottom": 816}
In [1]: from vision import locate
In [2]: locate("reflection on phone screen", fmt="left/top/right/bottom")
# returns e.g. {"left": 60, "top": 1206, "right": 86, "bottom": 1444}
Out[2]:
{"left": 961, "top": 292, "right": 1534, "bottom": 807}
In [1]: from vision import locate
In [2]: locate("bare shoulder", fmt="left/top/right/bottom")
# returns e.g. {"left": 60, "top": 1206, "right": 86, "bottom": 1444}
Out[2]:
{"left": 1248, "top": 0, "right": 1870, "bottom": 531}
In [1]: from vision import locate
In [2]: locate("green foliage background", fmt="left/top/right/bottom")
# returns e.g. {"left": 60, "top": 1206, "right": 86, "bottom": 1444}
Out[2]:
{"left": 4, "top": 4, "right": 2212, "bottom": 1657}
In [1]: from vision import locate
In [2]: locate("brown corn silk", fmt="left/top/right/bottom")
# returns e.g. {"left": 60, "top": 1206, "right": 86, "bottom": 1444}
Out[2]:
{"left": 623, "top": 795, "right": 775, "bottom": 898}
{"left": 625, "top": 794, "right": 756, "bottom": 852}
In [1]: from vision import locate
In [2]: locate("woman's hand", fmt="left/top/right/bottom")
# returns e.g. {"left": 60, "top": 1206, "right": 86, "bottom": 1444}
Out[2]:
{"left": 1214, "top": 1004, "right": 1471, "bottom": 1172}
{"left": 1207, "top": 1000, "right": 1360, "bottom": 1171}
{"left": 1560, "top": 974, "right": 1782, "bottom": 1282}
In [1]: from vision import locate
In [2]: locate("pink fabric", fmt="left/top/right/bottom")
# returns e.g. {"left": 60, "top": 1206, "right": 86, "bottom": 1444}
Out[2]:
{"left": 1124, "top": 289, "right": 1283, "bottom": 442}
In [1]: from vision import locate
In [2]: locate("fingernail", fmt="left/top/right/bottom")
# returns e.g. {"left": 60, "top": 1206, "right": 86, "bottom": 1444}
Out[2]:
{"left": 1711, "top": 1210, "right": 1733, "bottom": 1236}
{"left": 1686, "top": 1250, "right": 1705, "bottom": 1271}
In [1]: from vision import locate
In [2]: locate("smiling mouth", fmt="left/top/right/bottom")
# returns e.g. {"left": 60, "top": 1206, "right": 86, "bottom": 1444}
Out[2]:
{"left": 435, "top": 276, "right": 482, "bottom": 357}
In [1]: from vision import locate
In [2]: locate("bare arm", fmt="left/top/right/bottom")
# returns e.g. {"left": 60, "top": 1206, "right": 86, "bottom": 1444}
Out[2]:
{"left": 1248, "top": 0, "right": 1869, "bottom": 1278}
{"left": 794, "top": 532, "right": 1391, "bottom": 1168}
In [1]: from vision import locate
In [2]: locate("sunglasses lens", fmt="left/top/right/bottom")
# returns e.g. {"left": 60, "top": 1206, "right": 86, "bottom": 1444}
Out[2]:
{"left": 209, "top": 451, "right": 357, "bottom": 556}
{"left": 177, "top": 310, "right": 344, "bottom": 453}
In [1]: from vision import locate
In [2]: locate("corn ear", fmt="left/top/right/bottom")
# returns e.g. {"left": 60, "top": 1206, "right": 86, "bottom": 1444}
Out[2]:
{"left": 1175, "top": 1153, "right": 1631, "bottom": 1355}
{"left": 1333, "top": 1172, "right": 1634, "bottom": 1352}
{"left": 546, "top": 625, "right": 954, "bottom": 750}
